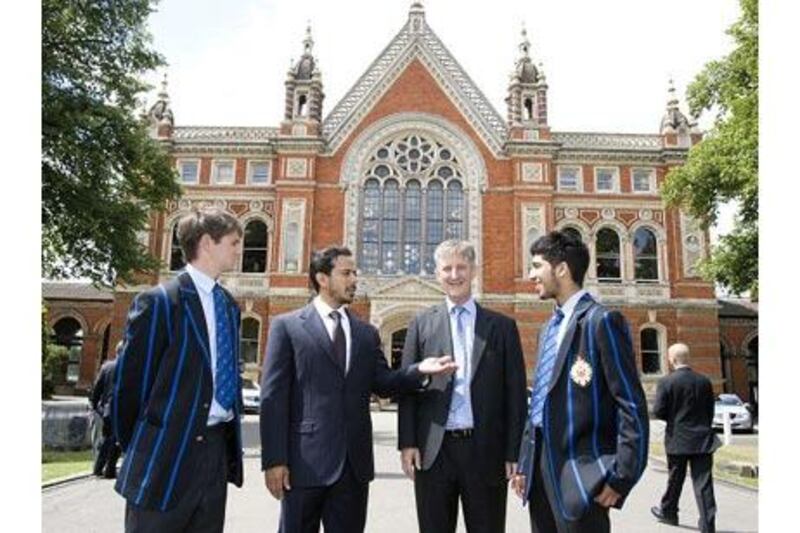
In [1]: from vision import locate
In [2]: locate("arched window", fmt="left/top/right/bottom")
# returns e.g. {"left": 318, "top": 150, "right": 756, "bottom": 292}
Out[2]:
{"left": 242, "top": 220, "right": 268, "bottom": 273}
{"left": 169, "top": 222, "right": 185, "bottom": 271}
{"left": 53, "top": 317, "right": 83, "bottom": 383}
{"left": 633, "top": 227, "right": 659, "bottom": 281}
{"left": 640, "top": 327, "right": 662, "bottom": 374}
{"left": 358, "top": 134, "right": 466, "bottom": 275}
{"left": 562, "top": 226, "right": 583, "bottom": 243}
{"left": 596, "top": 228, "right": 621, "bottom": 282}
{"left": 239, "top": 317, "right": 260, "bottom": 365}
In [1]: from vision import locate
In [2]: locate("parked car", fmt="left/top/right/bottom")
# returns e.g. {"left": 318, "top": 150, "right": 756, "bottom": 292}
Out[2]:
{"left": 242, "top": 378, "right": 260, "bottom": 414}
{"left": 713, "top": 393, "right": 753, "bottom": 432}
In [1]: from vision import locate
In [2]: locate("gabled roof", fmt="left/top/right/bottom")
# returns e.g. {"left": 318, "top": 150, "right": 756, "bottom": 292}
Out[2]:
{"left": 321, "top": 9, "right": 508, "bottom": 156}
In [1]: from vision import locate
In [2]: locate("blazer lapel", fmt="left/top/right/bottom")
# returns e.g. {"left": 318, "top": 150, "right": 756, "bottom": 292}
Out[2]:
{"left": 178, "top": 271, "right": 212, "bottom": 370}
{"left": 429, "top": 304, "right": 455, "bottom": 392}
{"left": 546, "top": 293, "right": 596, "bottom": 395}
{"left": 470, "top": 304, "right": 492, "bottom": 381}
{"left": 301, "top": 303, "right": 344, "bottom": 374}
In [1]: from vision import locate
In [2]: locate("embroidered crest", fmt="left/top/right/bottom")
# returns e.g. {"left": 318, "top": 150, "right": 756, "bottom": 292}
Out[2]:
{"left": 570, "top": 355, "right": 593, "bottom": 387}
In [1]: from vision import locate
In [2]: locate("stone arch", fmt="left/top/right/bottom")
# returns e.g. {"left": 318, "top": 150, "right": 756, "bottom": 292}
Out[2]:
{"left": 48, "top": 310, "right": 90, "bottom": 336}
{"left": 555, "top": 218, "right": 592, "bottom": 241}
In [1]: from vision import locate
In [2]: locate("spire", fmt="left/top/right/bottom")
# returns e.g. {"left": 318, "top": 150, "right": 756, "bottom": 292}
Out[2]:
{"left": 303, "top": 21, "right": 314, "bottom": 56}
{"left": 506, "top": 22, "right": 548, "bottom": 132}
{"left": 147, "top": 72, "right": 174, "bottom": 129}
{"left": 409, "top": 1, "right": 425, "bottom": 32}
{"left": 519, "top": 24, "right": 531, "bottom": 59}
{"left": 660, "top": 77, "right": 690, "bottom": 135}
{"left": 283, "top": 22, "right": 325, "bottom": 127}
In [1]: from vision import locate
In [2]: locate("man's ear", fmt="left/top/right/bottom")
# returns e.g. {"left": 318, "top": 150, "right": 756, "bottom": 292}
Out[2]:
{"left": 314, "top": 271, "right": 327, "bottom": 290}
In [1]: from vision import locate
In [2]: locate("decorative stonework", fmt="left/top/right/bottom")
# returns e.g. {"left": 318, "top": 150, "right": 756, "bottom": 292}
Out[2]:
{"left": 580, "top": 210, "right": 600, "bottom": 226}
{"left": 521, "top": 203, "right": 545, "bottom": 276}
{"left": 640, "top": 209, "right": 653, "bottom": 221}
{"left": 173, "top": 126, "right": 279, "bottom": 142}
{"left": 286, "top": 158, "right": 308, "bottom": 178}
{"left": 521, "top": 162, "right": 544, "bottom": 183}
{"left": 279, "top": 199, "right": 306, "bottom": 273}
{"left": 680, "top": 212, "right": 706, "bottom": 277}
{"left": 179, "top": 199, "right": 192, "bottom": 211}
{"left": 564, "top": 207, "right": 578, "bottom": 219}
{"left": 249, "top": 200, "right": 263, "bottom": 212}
{"left": 553, "top": 132, "right": 662, "bottom": 150}
{"left": 601, "top": 208, "right": 615, "bottom": 220}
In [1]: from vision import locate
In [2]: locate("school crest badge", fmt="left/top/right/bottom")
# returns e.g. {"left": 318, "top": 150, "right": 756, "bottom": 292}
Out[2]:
{"left": 570, "top": 355, "right": 593, "bottom": 387}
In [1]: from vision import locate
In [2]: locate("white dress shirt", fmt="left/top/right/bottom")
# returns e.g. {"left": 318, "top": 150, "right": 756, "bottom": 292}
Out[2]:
{"left": 312, "top": 296, "right": 353, "bottom": 373}
{"left": 445, "top": 296, "right": 476, "bottom": 429}
{"left": 185, "top": 264, "right": 234, "bottom": 426}
{"left": 555, "top": 289, "right": 588, "bottom": 352}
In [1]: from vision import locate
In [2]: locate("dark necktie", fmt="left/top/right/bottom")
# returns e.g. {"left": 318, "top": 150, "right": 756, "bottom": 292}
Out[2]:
{"left": 529, "top": 308, "right": 565, "bottom": 427}
{"left": 213, "top": 285, "right": 236, "bottom": 410}
{"left": 330, "top": 310, "right": 347, "bottom": 371}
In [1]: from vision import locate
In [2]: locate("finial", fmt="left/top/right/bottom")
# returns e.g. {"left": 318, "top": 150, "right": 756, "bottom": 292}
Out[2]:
{"left": 519, "top": 23, "right": 531, "bottom": 58}
{"left": 303, "top": 22, "right": 314, "bottom": 55}
{"left": 667, "top": 77, "right": 678, "bottom": 106}
{"left": 158, "top": 72, "right": 169, "bottom": 100}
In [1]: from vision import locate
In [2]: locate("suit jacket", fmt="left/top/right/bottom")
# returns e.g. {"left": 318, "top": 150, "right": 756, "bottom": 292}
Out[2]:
{"left": 397, "top": 302, "right": 527, "bottom": 484}
{"left": 517, "top": 294, "right": 649, "bottom": 521}
{"left": 111, "top": 271, "right": 244, "bottom": 511}
{"left": 91, "top": 359, "right": 117, "bottom": 418}
{"left": 653, "top": 366, "right": 720, "bottom": 455}
{"left": 260, "top": 303, "right": 426, "bottom": 487}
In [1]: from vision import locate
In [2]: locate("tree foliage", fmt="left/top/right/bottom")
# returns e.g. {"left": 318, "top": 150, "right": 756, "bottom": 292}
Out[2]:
{"left": 661, "top": 0, "right": 758, "bottom": 297}
{"left": 42, "top": 0, "right": 181, "bottom": 285}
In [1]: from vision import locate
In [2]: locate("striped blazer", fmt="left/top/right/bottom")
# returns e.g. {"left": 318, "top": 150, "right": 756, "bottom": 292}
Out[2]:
{"left": 517, "top": 294, "right": 649, "bottom": 521}
{"left": 112, "top": 271, "right": 244, "bottom": 511}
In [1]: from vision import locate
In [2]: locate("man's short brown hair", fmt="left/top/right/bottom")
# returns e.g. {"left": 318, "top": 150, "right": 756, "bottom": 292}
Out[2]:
{"left": 177, "top": 207, "right": 243, "bottom": 263}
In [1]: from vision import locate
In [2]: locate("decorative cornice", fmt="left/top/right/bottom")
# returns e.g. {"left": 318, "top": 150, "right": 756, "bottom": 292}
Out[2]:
{"left": 553, "top": 132, "right": 663, "bottom": 150}
{"left": 173, "top": 126, "right": 279, "bottom": 142}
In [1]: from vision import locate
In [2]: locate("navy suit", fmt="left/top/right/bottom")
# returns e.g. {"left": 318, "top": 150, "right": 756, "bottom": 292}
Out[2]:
{"left": 112, "top": 272, "right": 243, "bottom": 519}
{"left": 517, "top": 294, "right": 649, "bottom": 531}
{"left": 260, "top": 303, "right": 427, "bottom": 532}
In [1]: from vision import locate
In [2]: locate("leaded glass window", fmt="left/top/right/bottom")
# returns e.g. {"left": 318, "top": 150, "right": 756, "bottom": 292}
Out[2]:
{"left": 358, "top": 134, "right": 466, "bottom": 275}
{"left": 242, "top": 220, "right": 268, "bottom": 273}
{"left": 596, "top": 227, "right": 621, "bottom": 282}
{"left": 633, "top": 227, "right": 659, "bottom": 281}
{"left": 641, "top": 328, "right": 662, "bottom": 374}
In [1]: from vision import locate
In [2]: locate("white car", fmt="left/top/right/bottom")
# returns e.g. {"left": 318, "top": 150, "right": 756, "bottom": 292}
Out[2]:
{"left": 241, "top": 378, "right": 260, "bottom": 413}
{"left": 713, "top": 393, "right": 753, "bottom": 432}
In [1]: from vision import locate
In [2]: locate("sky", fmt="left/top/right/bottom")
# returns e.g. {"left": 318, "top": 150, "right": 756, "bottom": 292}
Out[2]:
{"left": 143, "top": 0, "right": 741, "bottom": 134}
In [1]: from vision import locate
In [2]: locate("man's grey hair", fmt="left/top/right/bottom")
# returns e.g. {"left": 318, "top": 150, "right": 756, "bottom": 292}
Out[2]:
{"left": 668, "top": 343, "right": 690, "bottom": 365}
{"left": 433, "top": 239, "right": 477, "bottom": 267}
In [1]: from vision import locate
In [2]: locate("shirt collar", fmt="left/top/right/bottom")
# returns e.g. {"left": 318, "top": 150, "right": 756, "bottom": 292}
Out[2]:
{"left": 185, "top": 263, "right": 216, "bottom": 294}
{"left": 446, "top": 296, "right": 476, "bottom": 316}
{"left": 313, "top": 295, "right": 347, "bottom": 319}
{"left": 557, "top": 289, "right": 587, "bottom": 317}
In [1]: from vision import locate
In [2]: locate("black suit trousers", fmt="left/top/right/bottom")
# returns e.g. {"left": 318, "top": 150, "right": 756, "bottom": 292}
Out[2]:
{"left": 93, "top": 416, "right": 120, "bottom": 477}
{"left": 124, "top": 423, "right": 230, "bottom": 533}
{"left": 414, "top": 433, "right": 507, "bottom": 533}
{"left": 660, "top": 453, "right": 716, "bottom": 533}
{"left": 528, "top": 430, "right": 610, "bottom": 533}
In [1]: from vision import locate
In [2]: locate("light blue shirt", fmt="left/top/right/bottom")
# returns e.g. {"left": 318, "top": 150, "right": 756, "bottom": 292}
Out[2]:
{"left": 185, "top": 264, "right": 235, "bottom": 426}
{"left": 555, "top": 289, "right": 588, "bottom": 352}
{"left": 445, "top": 297, "right": 476, "bottom": 430}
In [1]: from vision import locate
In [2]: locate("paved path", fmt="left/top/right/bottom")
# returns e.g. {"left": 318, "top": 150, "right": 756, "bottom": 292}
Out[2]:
{"left": 43, "top": 412, "right": 758, "bottom": 532}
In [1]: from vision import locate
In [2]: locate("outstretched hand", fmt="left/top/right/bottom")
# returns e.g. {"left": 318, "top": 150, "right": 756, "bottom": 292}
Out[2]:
{"left": 418, "top": 355, "right": 458, "bottom": 376}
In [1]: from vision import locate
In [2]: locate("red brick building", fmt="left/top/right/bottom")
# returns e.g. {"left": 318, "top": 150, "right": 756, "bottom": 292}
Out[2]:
{"left": 45, "top": 4, "right": 756, "bottom": 406}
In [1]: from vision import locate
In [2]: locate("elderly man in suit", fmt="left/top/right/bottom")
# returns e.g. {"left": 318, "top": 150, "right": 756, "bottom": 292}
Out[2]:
{"left": 650, "top": 343, "right": 720, "bottom": 533}
{"left": 112, "top": 208, "right": 245, "bottom": 533}
{"left": 260, "top": 245, "right": 457, "bottom": 533}
{"left": 398, "top": 239, "right": 527, "bottom": 533}
{"left": 512, "top": 230, "right": 649, "bottom": 533}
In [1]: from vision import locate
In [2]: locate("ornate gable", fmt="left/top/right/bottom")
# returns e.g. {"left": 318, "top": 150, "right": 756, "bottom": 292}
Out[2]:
{"left": 322, "top": 4, "right": 507, "bottom": 156}
{"left": 367, "top": 276, "right": 445, "bottom": 300}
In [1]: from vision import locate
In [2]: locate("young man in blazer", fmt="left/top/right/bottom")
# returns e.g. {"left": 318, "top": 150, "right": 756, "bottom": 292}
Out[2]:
{"left": 260, "top": 245, "right": 457, "bottom": 533}
{"left": 512, "top": 230, "right": 649, "bottom": 533}
{"left": 650, "top": 343, "right": 720, "bottom": 533}
{"left": 112, "top": 208, "right": 245, "bottom": 533}
{"left": 398, "top": 239, "right": 528, "bottom": 533}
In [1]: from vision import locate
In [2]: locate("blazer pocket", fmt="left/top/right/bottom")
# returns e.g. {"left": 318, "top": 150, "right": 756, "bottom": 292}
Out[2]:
{"left": 291, "top": 421, "right": 316, "bottom": 434}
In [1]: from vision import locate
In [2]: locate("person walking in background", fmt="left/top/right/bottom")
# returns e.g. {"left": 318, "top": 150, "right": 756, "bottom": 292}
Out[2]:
{"left": 650, "top": 343, "right": 720, "bottom": 533}
{"left": 398, "top": 239, "right": 527, "bottom": 533}
{"left": 513, "top": 230, "right": 649, "bottom": 533}
{"left": 260, "top": 245, "right": 457, "bottom": 533}
{"left": 90, "top": 342, "right": 122, "bottom": 478}
{"left": 112, "top": 208, "right": 245, "bottom": 533}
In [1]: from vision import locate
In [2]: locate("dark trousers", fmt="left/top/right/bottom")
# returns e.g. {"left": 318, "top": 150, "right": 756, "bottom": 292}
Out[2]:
{"left": 413, "top": 433, "right": 508, "bottom": 533}
{"left": 660, "top": 453, "right": 716, "bottom": 533}
{"left": 124, "top": 422, "right": 230, "bottom": 533}
{"left": 94, "top": 416, "right": 121, "bottom": 477}
{"left": 279, "top": 460, "right": 369, "bottom": 533}
{"left": 528, "top": 430, "right": 610, "bottom": 533}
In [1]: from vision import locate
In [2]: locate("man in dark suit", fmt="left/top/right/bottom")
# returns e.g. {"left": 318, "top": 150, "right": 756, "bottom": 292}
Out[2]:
{"left": 398, "top": 239, "right": 527, "bottom": 533}
{"left": 112, "top": 208, "right": 245, "bottom": 533}
{"left": 650, "top": 342, "right": 719, "bottom": 533}
{"left": 91, "top": 344, "right": 121, "bottom": 478}
{"left": 512, "top": 230, "right": 649, "bottom": 533}
{"left": 260, "top": 245, "right": 457, "bottom": 533}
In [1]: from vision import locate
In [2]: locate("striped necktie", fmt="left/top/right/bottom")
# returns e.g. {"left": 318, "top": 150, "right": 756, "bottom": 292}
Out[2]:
{"left": 213, "top": 285, "right": 236, "bottom": 410}
{"left": 529, "top": 308, "right": 565, "bottom": 427}
{"left": 449, "top": 305, "right": 470, "bottom": 414}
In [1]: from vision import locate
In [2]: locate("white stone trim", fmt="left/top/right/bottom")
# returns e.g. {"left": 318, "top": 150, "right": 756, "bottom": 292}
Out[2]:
{"left": 680, "top": 212, "right": 706, "bottom": 278}
{"left": 279, "top": 199, "right": 306, "bottom": 273}
{"left": 521, "top": 203, "right": 546, "bottom": 278}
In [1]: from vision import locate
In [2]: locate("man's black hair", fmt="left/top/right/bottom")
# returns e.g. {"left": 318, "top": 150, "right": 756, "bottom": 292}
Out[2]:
{"left": 308, "top": 246, "right": 353, "bottom": 293}
{"left": 530, "top": 230, "right": 590, "bottom": 287}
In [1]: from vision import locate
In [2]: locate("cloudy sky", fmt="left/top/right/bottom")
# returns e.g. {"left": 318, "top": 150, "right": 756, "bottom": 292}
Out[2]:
{"left": 144, "top": 0, "right": 741, "bottom": 133}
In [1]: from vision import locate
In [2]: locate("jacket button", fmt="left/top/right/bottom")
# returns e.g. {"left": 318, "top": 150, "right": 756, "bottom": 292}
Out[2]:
{"left": 203, "top": 403, "right": 209, "bottom": 409}
{"left": 196, "top": 435, "right": 204, "bottom": 442}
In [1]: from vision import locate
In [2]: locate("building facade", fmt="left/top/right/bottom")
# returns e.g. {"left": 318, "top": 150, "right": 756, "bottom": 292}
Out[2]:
{"left": 48, "top": 4, "right": 746, "bottom": 403}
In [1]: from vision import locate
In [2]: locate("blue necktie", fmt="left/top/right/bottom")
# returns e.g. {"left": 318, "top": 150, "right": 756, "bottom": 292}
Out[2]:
{"left": 529, "top": 308, "right": 565, "bottom": 427}
{"left": 448, "top": 306, "right": 471, "bottom": 421}
{"left": 213, "top": 284, "right": 236, "bottom": 410}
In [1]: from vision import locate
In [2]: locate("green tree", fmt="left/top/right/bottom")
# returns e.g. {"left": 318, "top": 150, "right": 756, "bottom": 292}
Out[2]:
{"left": 42, "top": 0, "right": 181, "bottom": 285}
{"left": 662, "top": 0, "right": 757, "bottom": 298}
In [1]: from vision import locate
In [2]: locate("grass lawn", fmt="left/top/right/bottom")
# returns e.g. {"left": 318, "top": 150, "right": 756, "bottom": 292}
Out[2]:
{"left": 42, "top": 449, "right": 93, "bottom": 484}
{"left": 649, "top": 439, "right": 758, "bottom": 490}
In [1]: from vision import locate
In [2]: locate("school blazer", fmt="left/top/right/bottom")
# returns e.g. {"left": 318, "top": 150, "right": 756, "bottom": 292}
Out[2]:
{"left": 111, "top": 271, "right": 244, "bottom": 511}
{"left": 517, "top": 294, "right": 649, "bottom": 521}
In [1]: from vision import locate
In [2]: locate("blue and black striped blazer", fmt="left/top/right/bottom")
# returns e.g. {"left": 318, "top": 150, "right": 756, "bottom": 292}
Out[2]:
{"left": 517, "top": 294, "right": 649, "bottom": 521}
{"left": 112, "top": 271, "right": 244, "bottom": 511}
